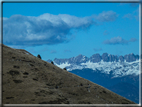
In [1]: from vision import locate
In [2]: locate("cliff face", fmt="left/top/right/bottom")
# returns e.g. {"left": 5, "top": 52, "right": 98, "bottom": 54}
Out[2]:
{"left": 2, "top": 44, "right": 135, "bottom": 104}
{"left": 51, "top": 53, "right": 139, "bottom": 65}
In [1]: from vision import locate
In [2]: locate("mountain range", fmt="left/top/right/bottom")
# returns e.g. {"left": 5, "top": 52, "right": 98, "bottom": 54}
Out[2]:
{"left": 48, "top": 53, "right": 139, "bottom": 64}
{"left": 47, "top": 53, "right": 139, "bottom": 78}
{"left": 47, "top": 53, "right": 140, "bottom": 103}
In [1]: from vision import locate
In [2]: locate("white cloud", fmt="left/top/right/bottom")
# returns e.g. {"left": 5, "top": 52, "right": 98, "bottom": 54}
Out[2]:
{"left": 123, "top": 8, "right": 139, "bottom": 20}
{"left": 94, "top": 11, "right": 118, "bottom": 22}
{"left": 103, "top": 36, "right": 137, "bottom": 45}
{"left": 3, "top": 14, "right": 94, "bottom": 46}
{"left": 3, "top": 11, "right": 118, "bottom": 46}
{"left": 123, "top": 13, "right": 133, "bottom": 19}
{"left": 129, "top": 38, "right": 137, "bottom": 42}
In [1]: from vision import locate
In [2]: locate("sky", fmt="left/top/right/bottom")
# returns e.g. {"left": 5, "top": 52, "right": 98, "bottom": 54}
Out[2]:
{"left": 2, "top": 2, "right": 140, "bottom": 61}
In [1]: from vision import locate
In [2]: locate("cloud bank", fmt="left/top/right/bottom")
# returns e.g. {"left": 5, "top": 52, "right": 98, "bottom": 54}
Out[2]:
{"left": 123, "top": 8, "right": 139, "bottom": 20}
{"left": 3, "top": 11, "right": 118, "bottom": 46}
{"left": 94, "top": 11, "right": 118, "bottom": 22}
{"left": 103, "top": 36, "right": 137, "bottom": 45}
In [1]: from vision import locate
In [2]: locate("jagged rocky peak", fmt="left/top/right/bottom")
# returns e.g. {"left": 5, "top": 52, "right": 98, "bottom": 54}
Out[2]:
{"left": 90, "top": 53, "right": 119, "bottom": 62}
{"left": 47, "top": 53, "right": 139, "bottom": 64}
{"left": 102, "top": 53, "right": 109, "bottom": 62}
{"left": 124, "top": 53, "right": 138, "bottom": 62}
{"left": 52, "top": 54, "right": 89, "bottom": 65}
{"left": 110, "top": 54, "right": 118, "bottom": 62}
{"left": 53, "top": 58, "right": 68, "bottom": 65}
{"left": 73, "top": 54, "right": 89, "bottom": 64}
{"left": 119, "top": 56, "right": 124, "bottom": 62}
{"left": 90, "top": 53, "right": 101, "bottom": 63}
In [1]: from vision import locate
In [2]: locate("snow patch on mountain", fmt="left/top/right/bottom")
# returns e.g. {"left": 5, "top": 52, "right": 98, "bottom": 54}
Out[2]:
{"left": 55, "top": 62, "right": 71, "bottom": 69}
{"left": 54, "top": 59, "right": 139, "bottom": 77}
{"left": 47, "top": 53, "right": 140, "bottom": 77}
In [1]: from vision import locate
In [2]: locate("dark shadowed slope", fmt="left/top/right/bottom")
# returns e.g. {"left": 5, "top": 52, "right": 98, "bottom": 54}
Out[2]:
{"left": 2, "top": 44, "right": 136, "bottom": 104}
{"left": 108, "top": 82, "right": 139, "bottom": 103}
{"left": 70, "top": 68, "right": 139, "bottom": 103}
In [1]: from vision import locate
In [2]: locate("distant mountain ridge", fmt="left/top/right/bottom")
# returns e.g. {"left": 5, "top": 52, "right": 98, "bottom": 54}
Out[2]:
{"left": 48, "top": 53, "right": 139, "bottom": 65}
{"left": 47, "top": 53, "right": 139, "bottom": 77}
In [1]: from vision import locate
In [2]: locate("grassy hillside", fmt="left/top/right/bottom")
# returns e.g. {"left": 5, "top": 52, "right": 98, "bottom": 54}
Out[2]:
{"left": 2, "top": 44, "right": 136, "bottom": 104}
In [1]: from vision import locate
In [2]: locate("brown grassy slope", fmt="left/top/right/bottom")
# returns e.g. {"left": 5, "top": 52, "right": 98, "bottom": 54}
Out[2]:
{"left": 2, "top": 44, "right": 135, "bottom": 104}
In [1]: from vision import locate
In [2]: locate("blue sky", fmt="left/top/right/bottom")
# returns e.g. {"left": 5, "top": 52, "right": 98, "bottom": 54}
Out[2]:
{"left": 3, "top": 2, "right": 139, "bottom": 61}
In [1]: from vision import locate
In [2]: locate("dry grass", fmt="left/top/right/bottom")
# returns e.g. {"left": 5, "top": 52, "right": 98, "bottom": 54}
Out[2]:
{"left": 2, "top": 44, "right": 136, "bottom": 104}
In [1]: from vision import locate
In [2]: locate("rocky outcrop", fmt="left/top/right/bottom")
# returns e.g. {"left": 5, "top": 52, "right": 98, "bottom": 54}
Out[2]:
{"left": 90, "top": 53, "right": 101, "bottom": 63}
{"left": 124, "top": 53, "right": 137, "bottom": 62}
{"left": 49, "top": 53, "right": 139, "bottom": 64}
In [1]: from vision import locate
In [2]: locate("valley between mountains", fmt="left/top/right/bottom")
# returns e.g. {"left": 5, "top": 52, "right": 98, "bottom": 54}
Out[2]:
{"left": 2, "top": 44, "right": 137, "bottom": 105}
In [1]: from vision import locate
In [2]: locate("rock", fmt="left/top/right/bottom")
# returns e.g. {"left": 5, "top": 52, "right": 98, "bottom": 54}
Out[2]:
{"left": 90, "top": 53, "right": 101, "bottom": 62}
{"left": 37, "top": 54, "right": 41, "bottom": 59}
{"left": 102, "top": 53, "right": 109, "bottom": 62}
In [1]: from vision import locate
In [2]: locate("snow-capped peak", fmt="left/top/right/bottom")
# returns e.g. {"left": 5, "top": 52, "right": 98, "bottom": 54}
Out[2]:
{"left": 47, "top": 53, "right": 140, "bottom": 77}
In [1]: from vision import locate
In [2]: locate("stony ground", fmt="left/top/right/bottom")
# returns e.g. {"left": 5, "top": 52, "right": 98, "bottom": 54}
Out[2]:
{"left": 2, "top": 44, "right": 136, "bottom": 104}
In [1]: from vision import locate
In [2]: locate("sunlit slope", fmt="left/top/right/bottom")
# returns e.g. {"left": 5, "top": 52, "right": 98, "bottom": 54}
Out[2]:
{"left": 2, "top": 44, "right": 135, "bottom": 104}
